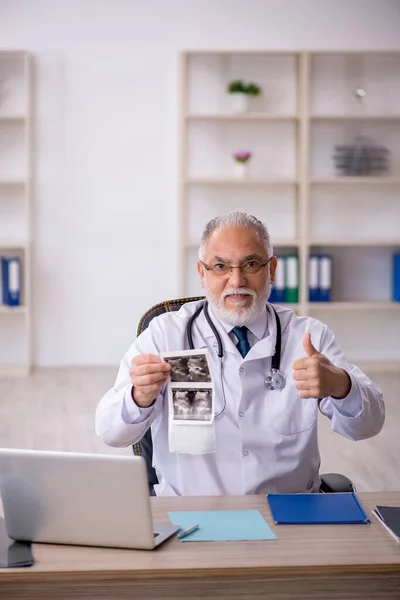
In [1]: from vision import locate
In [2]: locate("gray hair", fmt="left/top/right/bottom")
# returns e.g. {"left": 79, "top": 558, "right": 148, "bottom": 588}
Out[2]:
{"left": 198, "top": 212, "right": 273, "bottom": 260}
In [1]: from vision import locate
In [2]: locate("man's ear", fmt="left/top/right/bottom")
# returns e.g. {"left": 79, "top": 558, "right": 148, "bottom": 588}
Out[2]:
{"left": 197, "top": 260, "right": 205, "bottom": 288}
{"left": 269, "top": 256, "right": 278, "bottom": 285}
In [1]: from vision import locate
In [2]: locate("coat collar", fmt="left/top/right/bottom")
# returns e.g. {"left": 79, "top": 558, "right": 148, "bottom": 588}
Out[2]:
{"left": 195, "top": 302, "right": 290, "bottom": 360}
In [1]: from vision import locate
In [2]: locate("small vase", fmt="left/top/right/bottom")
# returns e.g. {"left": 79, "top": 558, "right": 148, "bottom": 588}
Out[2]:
{"left": 234, "top": 162, "right": 248, "bottom": 179}
{"left": 231, "top": 92, "right": 248, "bottom": 114}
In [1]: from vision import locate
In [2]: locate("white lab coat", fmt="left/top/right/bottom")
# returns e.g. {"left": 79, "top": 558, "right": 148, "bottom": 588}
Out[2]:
{"left": 95, "top": 301, "right": 385, "bottom": 496}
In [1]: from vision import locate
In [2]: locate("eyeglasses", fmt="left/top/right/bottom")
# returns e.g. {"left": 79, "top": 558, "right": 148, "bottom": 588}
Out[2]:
{"left": 200, "top": 256, "right": 273, "bottom": 277}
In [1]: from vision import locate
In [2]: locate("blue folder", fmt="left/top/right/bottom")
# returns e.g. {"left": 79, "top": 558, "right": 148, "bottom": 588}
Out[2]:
{"left": 1, "top": 257, "right": 21, "bottom": 306}
{"left": 393, "top": 254, "right": 400, "bottom": 302}
{"left": 267, "top": 493, "right": 370, "bottom": 525}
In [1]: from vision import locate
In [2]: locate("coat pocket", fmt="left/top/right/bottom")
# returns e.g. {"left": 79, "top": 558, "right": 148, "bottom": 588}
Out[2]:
{"left": 268, "top": 384, "right": 318, "bottom": 436}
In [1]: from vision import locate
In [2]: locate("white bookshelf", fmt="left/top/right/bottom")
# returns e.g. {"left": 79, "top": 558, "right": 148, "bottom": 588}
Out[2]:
{"left": 0, "top": 50, "right": 32, "bottom": 376}
{"left": 179, "top": 50, "right": 400, "bottom": 370}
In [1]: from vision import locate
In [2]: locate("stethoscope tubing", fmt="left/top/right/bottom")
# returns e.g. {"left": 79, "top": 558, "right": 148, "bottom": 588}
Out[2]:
{"left": 187, "top": 301, "right": 281, "bottom": 372}
{"left": 185, "top": 301, "right": 284, "bottom": 417}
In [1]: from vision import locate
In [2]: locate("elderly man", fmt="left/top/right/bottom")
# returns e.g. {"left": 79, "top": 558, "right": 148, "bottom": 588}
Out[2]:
{"left": 95, "top": 212, "right": 384, "bottom": 496}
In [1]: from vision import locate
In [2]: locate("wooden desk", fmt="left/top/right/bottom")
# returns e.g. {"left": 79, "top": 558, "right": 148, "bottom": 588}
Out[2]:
{"left": 1, "top": 492, "right": 400, "bottom": 600}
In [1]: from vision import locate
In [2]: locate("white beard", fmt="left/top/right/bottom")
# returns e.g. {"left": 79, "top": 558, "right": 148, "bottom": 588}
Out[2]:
{"left": 204, "top": 278, "right": 271, "bottom": 327}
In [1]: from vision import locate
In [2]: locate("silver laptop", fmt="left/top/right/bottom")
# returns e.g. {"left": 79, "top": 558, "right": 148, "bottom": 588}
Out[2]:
{"left": 0, "top": 448, "right": 179, "bottom": 550}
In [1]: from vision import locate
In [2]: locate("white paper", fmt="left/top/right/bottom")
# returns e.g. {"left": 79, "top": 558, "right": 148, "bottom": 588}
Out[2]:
{"left": 161, "top": 349, "right": 216, "bottom": 454}
{"left": 168, "top": 422, "right": 216, "bottom": 454}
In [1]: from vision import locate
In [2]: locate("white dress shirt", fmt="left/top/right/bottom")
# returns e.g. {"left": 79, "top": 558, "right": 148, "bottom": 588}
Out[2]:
{"left": 95, "top": 301, "right": 385, "bottom": 496}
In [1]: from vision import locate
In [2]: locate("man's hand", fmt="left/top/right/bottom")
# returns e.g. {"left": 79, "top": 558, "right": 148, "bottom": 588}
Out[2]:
{"left": 292, "top": 333, "right": 351, "bottom": 400}
{"left": 129, "top": 354, "right": 171, "bottom": 408}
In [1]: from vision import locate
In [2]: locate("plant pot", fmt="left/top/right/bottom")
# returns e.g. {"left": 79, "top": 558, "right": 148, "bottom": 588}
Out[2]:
{"left": 231, "top": 92, "right": 248, "bottom": 114}
{"left": 234, "top": 162, "right": 248, "bottom": 179}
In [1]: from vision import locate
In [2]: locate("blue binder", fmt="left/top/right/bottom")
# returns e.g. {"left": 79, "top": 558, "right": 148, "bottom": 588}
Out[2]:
{"left": 318, "top": 254, "right": 332, "bottom": 302}
{"left": 269, "top": 255, "right": 285, "bottom": 303}
{"left": 308, "top": 255, "right": 319, "bottom": 302}
{"left": 1, "top": 257, "right": 21, "bottom": 306}
{"left": 393, "top": 254, "right": 400, "bottom": 302}
{"left": 267, "top": 493, "right": 370, "bottom": 525}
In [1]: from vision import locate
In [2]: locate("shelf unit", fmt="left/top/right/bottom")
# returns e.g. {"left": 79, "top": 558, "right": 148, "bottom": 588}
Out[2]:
{"left": 0, "top": 50, "right": 32, "bottom": 376}
{"left": 179, "top": 50, "right": 400, "bottom": 369}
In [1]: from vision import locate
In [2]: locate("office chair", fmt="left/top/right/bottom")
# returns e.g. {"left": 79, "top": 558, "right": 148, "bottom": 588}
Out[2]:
{"left": 132, "top": 297, "right": 355, "bottom": 495}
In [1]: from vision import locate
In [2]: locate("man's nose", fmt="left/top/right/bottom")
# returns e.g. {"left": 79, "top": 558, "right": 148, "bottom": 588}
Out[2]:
{"left": 227, "top": 267, "right": 247, "bottom": 287}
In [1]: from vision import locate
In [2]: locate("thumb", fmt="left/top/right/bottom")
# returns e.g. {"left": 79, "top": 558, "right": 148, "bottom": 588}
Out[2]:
{"left": 303, "top": 333, "right": 319, "bottom": 358}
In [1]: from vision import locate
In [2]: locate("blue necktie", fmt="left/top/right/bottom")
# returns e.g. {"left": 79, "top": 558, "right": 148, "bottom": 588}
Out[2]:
{"left": 232, "top": 326, "right": 250, "bottom": 358}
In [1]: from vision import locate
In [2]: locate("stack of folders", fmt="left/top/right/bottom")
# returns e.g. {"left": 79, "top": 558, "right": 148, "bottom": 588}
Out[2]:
{"left": 309, "top": 255, "right": 332, "bottom": 302}
{"left": 372, "top": 506, "right": 400, "bottom": 543}
{"left": 394, "top": 254, "right": 400, "bottom": 302}
{"left": 0, "top": 257, "right": 21, "bottom": 306}
{"left": 269, "top": 255, "right": 298, "bottom": 304}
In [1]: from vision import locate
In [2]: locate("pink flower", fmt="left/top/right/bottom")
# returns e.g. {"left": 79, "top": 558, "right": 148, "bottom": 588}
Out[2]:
{"left": 233, "top": 151, "right": 252, "bottom": 163}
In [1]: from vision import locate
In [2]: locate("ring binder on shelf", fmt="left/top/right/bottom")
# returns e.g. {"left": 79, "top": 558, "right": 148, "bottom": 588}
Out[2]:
{"left": 1, "top": 257, "right": 21, "bottom": 307}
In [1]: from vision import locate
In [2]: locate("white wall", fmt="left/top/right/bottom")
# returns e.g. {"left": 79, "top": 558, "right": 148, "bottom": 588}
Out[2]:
{"left": 0, "top": 0, "right": 399, "bottom": 366}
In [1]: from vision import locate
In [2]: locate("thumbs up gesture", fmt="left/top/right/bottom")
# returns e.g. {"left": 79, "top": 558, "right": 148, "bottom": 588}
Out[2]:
{"left": 292, "top": 333, "right": 351, "bottom": 400}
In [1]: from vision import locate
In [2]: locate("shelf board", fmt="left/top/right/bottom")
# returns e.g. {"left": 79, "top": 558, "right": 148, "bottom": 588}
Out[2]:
{"left": 0, "top": 180, "right": 26, "bottom": 187}
{"left": 186, "top": 238, "right": 299, "bottom": 248}
{"left": 307, "top": 301, "right": 400, "bottom": 311}
{"left": 310, "top": 177, "right": 400, "bottom": 185}
{"left": 310, "top": 239, "right": 400, "bottom": 247}
{"left": 271, "top": 303, "right": 302, "bottom": 311}
{"left": 185, "top": 178, "right": 298, "bottom": 186}
{"left": 186, "top": 114, "right": 298, "bottom": 121}
{"left": 184, "top": 50, "right": 298, "bottom": 56}
{"left": 272, "top": 239, "right": 300, "bottom": 247}
{"left": 311, "top": 114, "right": 400, "bottom": 121}
{"left": 0, "top": 305, "right": 26, "bottom": 315}
{"left": 0, "top": 115, "right": 26, "bottom": 122}
{"left": 0, "top": 365, "right": 30, "bottom": 377}
{"left": 0, "top": 241, "right": 29, "bottom": 250}
{"left": 0, "top": 49, "right": 28, "bottom": 55}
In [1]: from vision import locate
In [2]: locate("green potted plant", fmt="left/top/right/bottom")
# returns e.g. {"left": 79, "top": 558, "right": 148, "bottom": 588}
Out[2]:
{"left": 227, "top": 80, "right": 261, "bottom": 113}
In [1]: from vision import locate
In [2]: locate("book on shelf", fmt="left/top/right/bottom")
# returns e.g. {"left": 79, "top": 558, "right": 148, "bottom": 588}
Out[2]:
{"left": 308, "top": 254, "right": 332, "bottom": 302}
{"left": 1, "top": 257, "right": 21, "bottom": 306}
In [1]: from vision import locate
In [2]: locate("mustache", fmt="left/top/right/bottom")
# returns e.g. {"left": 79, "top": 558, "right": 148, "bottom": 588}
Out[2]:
{"left": 221, "top": 288, "right": 257, "bottom": 300}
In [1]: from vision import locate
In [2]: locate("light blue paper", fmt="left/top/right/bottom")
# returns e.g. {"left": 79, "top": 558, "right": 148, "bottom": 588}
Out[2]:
{"left": 168, "top": 509, "right": 276, "bottom": 542}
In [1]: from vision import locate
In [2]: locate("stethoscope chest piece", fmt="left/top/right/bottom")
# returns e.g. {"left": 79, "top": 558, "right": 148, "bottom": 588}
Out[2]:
{"left": 265, "top": 369, "right": 286, "bottom": 391}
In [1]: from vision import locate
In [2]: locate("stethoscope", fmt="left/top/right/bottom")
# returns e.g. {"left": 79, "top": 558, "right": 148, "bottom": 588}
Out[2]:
{"left": 186, "top": 301, "right": 286, "bottom": 418}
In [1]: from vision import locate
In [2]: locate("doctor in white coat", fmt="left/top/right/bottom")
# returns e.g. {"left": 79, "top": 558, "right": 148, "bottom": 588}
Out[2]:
{"left": 95, "top": 212, "right": 385, "bottom": 496}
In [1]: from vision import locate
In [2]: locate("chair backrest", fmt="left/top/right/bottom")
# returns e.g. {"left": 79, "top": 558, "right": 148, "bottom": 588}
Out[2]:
{"left": 136, "top": 296, "right": 205, "bottom": 336}
{"left": 133, "top": 297, "right": 205, "bottom": 492}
